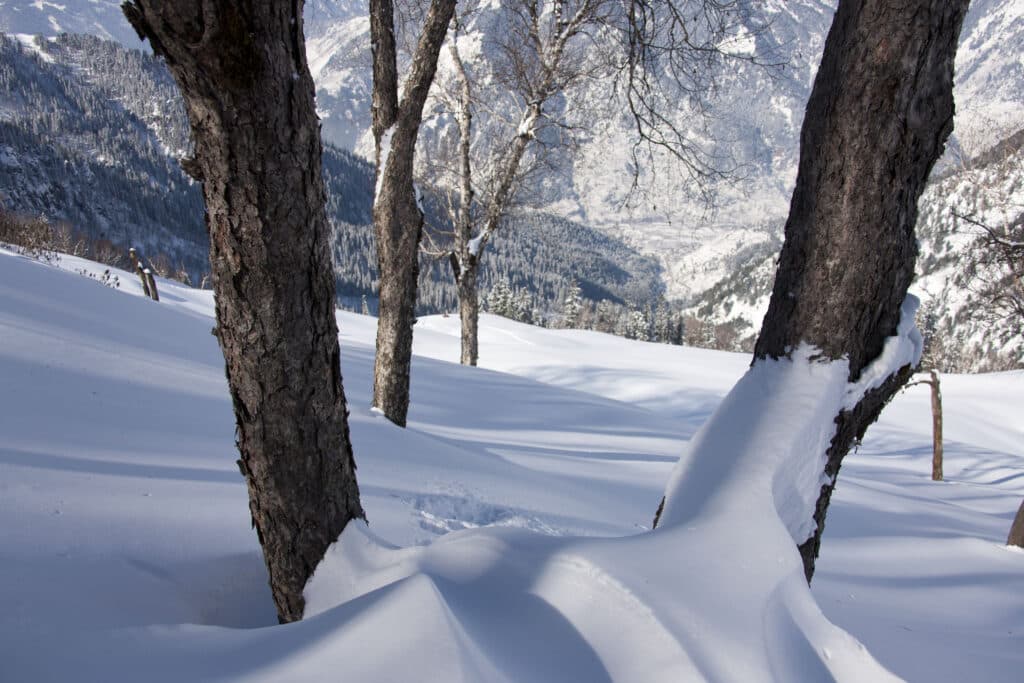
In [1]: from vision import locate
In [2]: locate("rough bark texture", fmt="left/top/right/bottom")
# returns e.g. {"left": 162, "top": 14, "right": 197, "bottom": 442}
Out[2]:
{"left": 455, "top": 260, "right": 480, "bottom": 366}
{"left": 929, "top": 370, "right": 944, "bottom": 482}
{"left": 122, "top": 0, "right": 364, "bottom": 623}
{"left": 370, "top": 0, "right": 457, "bottom": 425}
{"left": 450, "top": 34, "right": 479, "bottom": 367}
{"left": 752, "top": 0, "right": 968, "bottom": 582}
{"left": 1008, "top": 498, "right": 1024, "bottom": 548}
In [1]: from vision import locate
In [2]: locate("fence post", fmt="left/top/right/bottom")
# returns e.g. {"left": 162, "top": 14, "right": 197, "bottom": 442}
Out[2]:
{"left": 929, "top": 369, "right": 943, "bottom": 481}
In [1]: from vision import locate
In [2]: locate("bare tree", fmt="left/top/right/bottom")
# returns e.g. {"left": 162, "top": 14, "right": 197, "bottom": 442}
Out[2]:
{"left": 121, "top": 0, "right": 364, "bottom": 623}
{"left": 424, "top": 0, "right": 764, "bottom": 366}
{"left": 955, "top": 210, "right": 1024, "bottom": 325}
{"left": 655, "top": 0, "right": 968, "bottom": 585}
{"left": 370, "top": 0, "right": 457, "bottom": 426}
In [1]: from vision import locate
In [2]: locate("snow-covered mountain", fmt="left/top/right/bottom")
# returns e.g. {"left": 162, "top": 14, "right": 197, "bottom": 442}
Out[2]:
{"left": 1, "top": 0, "right": 1021, "bottom": 367}
{"left": 297, "top": 0, "right": 1024, "bottom": 294}
{"left": 687, "top": 128, "right": 1024, "bottom": 371}
{"left": 0, "top": 33, "right": 665, "bottom": 320}
{"left": 0, "top": 0, "right": 141, "bottom": 46}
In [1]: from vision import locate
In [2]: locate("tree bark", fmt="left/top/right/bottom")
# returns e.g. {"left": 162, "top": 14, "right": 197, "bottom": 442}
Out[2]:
{"left": 929, "top": 370, "right": 943, "bottom": 481}
{"left": 122, "top": 0, "right": 364, "bottom": 623}
{"left": 751, "top": 0, "right": 968, "bottom": 582}
{"left": 370, "top": 0, "right": 457, "bottom": 426}
{"left": 456, "top": 260, "right": 480, "bottom": 365}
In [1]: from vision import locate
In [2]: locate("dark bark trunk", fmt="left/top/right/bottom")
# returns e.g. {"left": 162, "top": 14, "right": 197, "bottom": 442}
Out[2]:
{"left": 122, "top": 0, "right": 364, "bottom": 623}
{"left": 370, "top": 0, "right": 456, "bottom": 426}
{"left": 751, "top": 0, "right": 968, "bottom": 582}
{"left": 372, "top": 169, "right": 423, "bottom": 426}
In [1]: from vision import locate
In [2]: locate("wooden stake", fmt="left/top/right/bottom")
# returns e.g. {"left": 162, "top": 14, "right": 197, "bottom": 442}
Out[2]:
{"left": 144, "top": 268, "right": 159, "bottom": 301}
{"left": 928, "top": 369, "right": 943, "bottom": 481}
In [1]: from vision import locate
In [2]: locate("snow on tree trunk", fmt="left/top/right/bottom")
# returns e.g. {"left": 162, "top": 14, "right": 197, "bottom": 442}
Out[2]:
{"left": 121, "top": 0, "right": 364, "bottom": 623}
{"left": 657, "top": 0, "right": 968, "bottom": 585}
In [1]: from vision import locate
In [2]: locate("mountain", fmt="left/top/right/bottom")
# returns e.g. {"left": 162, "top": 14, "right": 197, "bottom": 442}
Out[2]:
{"left": 302, "top": 0, "right": 1024, "bottom": 312}
{"left": 0, "top": 0, "right": 142, "bottom": 46}
{"left": 686, "top": 128, "right": 1024, "bottom": 371}
{"left": 0, "top": 32, "right": 663, "bottom": 320}
{"left": 1, "top": 1, "right": 1021, "bottom": 366}
{"left": 0, "top": 32, "right": 208, "bottom": 277}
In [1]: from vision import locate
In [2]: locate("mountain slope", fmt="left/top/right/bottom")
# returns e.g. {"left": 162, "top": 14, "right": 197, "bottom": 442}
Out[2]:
{"left": 2, "top": 245, "right": 1022, "bottom": 681}
{"left": 0, "top": 32, "right": 664, "bottom": 319}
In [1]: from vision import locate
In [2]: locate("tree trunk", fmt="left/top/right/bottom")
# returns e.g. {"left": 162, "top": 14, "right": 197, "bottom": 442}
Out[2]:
{"left": 751, "top": 0, "right": 969, "bottom": 582}
{"left": 372, "top": 172, "right": 423, "bottom": 426}
{"left": 122, "top": 0, "right": 364, "bottom": 623}
{"left": 369, "top": 0, "right": 457, "bottom": 426}
{"left": 1008, "top": 499, "right": 1024, "bottom": 548}
{"left": 929, "top": 370, "right": 943, "bottom": 481}
{"left": 457, "top": 260, "right": 480, "bottom": 366}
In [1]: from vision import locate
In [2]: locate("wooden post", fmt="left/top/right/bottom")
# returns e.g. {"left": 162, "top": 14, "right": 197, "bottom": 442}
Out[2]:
{"left": 144, "top": 268, "right": 159, "bottom": 301}
{"left": 928, "top": 369, "right": 943, "bottom": 481}
{"left": 130, "top": 247, "right": 152, "bottom": 298}
{"left": 905, "top": 370, "right": 944, "bottom": 481}
{"left": 136, "top": 263, "right": 152, "bottom": 298}
{"left": 1008, "top": 499, "right": 1024, "bottom": 548}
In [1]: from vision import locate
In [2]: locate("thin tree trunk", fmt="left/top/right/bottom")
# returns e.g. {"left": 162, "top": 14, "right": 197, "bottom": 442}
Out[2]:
{"left": 450, "top": 28, "right": 479, "bottom": 368}
{"left": 370, "top": 0, "right": 457, "bottom": 426}
{"left": 929, "top": 369, "right": 943, "bottom": 481}
{"left": 457, "top": 262, "right": 479, "bottom": 365}
{"left": 372, "top": 189, "right": 422, "bottom": 426}
{"left": 122, "top": 0, "right": 364, "bottom": 623}
{"left": 751, "top": 0, "right": 969, "bottom": 582}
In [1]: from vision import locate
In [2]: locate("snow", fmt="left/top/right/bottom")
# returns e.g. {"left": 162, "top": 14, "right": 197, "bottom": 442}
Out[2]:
{"left": 842, "top": 295, "right": 924, "bottom": 409}
{"left": 2, "top": 246, "right": 1023, "bottom": 681}
{"left": 467, "top": 231, "right": 485, "bottom": 257}
{"left": 374, "top": 125, "right": 394, "bottom": 201}
{"left": 517, "top": 109, "right": 538, "bottom": 138}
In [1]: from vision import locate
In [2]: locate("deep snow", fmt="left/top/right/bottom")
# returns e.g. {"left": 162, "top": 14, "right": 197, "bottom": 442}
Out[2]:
{"left": 1, "top": 247, "right": 1021, "bottom": 681}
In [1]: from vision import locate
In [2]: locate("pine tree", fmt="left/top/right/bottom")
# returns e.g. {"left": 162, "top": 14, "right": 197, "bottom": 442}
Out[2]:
{"left": 562, "top": 278, "right": 582, "bottom": 328}
{"left": 626, "top": 309, "right": 650, "bottom": 341}
{"left": 486, "top": 277, "right": 512, "bottom": 317}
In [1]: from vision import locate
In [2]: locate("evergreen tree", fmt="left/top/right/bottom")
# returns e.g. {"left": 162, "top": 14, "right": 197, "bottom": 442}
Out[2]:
{"left": 486, "top": 277, "right": 513, "bottom": 317}
{"left": 626, "top": 310, "right": 650, "bottom": 341}
{"left": 562, "top": 278, "right": 582, "bottom": 328}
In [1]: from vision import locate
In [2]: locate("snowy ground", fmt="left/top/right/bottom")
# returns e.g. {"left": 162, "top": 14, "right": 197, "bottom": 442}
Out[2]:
{"left": 1, "top": 247, "right": 1021, "bottom": 681}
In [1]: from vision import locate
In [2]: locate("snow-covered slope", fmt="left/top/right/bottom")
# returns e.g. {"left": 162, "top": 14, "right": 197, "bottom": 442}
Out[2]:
{"left": 2, "top": 246, "right": 1022, "bottom": 681}
{"left": 0, "top": 0, "right": 140, "bottom": 46}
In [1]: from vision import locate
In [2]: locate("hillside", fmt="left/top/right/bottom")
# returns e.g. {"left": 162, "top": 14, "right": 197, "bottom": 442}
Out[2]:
{"left": 688, "top": 129, "right": 1024, "bottom": 371}
{"left": 1, "top": 246, "right": 1022, "bottom": 681}
{"left": 3, "top": 1, "right": 1021, "bottom": 300}
{"left": 0, "top": 32, "right": 663, "bottom": 319}
{"left": 0, "top": 2, "right": 1020, "bottom": 361}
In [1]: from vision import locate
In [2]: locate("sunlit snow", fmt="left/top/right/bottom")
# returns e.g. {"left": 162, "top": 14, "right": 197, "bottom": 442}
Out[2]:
{"left": 1, "top": 247, "right": 1021, "bottom": 682}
